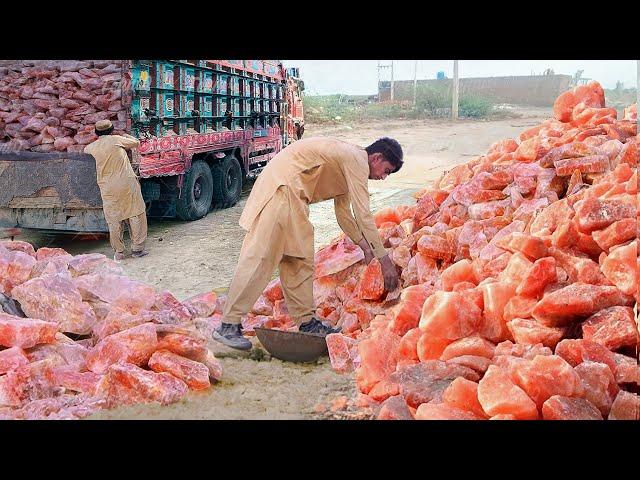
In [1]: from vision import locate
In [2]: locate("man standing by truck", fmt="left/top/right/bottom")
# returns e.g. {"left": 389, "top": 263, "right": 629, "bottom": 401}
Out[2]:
{"left": 84, "top": 120, "right": 149, "bottom": 261}
{"left": 213, "top": 136, "right": 404, "bottom": 350}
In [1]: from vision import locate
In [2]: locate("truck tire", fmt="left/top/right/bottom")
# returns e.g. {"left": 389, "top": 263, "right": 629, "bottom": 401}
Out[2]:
{"left": 176, "top": 159, "right": 214, "bottom": 221}
{"left": 211, "top": 154, "right": 243, "bottom": 209}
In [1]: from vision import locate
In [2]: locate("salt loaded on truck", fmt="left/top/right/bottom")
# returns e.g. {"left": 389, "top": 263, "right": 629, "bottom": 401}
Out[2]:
{"left": 0, "top": 60, "right": 305, "bottom": 232}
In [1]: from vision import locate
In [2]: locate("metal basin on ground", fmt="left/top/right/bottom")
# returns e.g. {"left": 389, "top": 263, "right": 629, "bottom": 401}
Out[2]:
{"left": 254, "top": 327, "right": 329, "bottom": 363}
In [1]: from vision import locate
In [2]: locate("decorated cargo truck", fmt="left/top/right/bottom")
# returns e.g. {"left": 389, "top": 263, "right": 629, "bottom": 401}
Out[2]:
{"left": 0, "top": 59, "right": 305, "bottom": 232}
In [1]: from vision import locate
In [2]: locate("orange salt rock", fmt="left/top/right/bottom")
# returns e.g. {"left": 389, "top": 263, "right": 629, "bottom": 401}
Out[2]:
{"left": 515, "top": 257, "right": 558, "bottom": 298}
{"left": 392, "top": 360, "right": 479, "bottom": 408}
{"left": 182, "top": 290, "right": 219, "bottom": 317}
{"left": 542, "top": 395, "right": 602, "bottom": 420}
{"left": 499, "top": 252, "right": 533, "bottom": 287}
{"left": 490, "top": 414, "right": 517, "bottom": 420}
{"left": 97, "top": 362, "right": 188, "bottom": 409}
{"left": 86, "top": 323, "right": 158, "bottom": 374}
{"left": 548, "top": 247, "right": 605, "bottom": 285}
{"left": 574, "top": 361, "right": 619, "bottom": 417}
{"left": 414, "top": 253, "right": 439, "bottom": 285}
{"left": 447, "top": 355, "right": 492, "bottom": 375}
{"left": 608, "top": 391, "right": 640, "bottom": 420}
{"left": 377, "top": 395, "right": 413, "bottom": 420}
{"left": 478, "top": 281, "right": 516, "bottom": 343}
{"left": 0, "top": 346, "right": 29, "bottom": 374}
{"left": 35, "top": 247, "right": 69, "bottom": 261}
{"left": 419, "top": 291, "right": 482, "bottom": 341}
{"left": 555, "top": 339, "right": 617, "bottom": 375}
{"left": 600, "top": 241, "right": 637, "bottom": 296}
{"left": 326, "top": 333, "right": 360, "bottom": 374}
{"left": 503, "top": 296, "right": 538, "bottom": 322}
{"left": 592, "top": 219, "right": 636, "bottom": 253}
{"left": 442, "top": 377, "right": 488, "bottom": 418}
{"left": 314, "top": 238, "right": 365, "bottom": 278}
{"left": 156, "top": 333, "right": 208, "bottom": 360}
{"left": 573, "top": 198, "right": 635, "bottom": 234}
{"left": 374, "top": 207, "right": 401, "bottom": 227}
{"left": 551, "top": 221, "right": 579, "bottom": 248}
{"left": 148, "top": 350, "right": 211, "bottom": 391}
{"left": 416, "top": 235, "right": 453, "bottom": 261}
{"left": 388, "top": 284, "right": 434, "bottom": 336}
{"left": 439, "top": 335, "right": 496, "bottom": 361}
{"left": 414, "top": 402, "right": 484, "bottom": 420}
{"left": 495, "top": 232, "right": 548, "bottom": 261}
{"left": 416, "top": 334, "right": 450, "bottom": 361}
{"left": 554, "top": 154, "right": 609, "bottom": 177}
{"left": 515, "top": 136, "right": 545, "bottom": 162}
{"left": 575, "top": 233, "right": 604, "bottom": 258}
{"left": 357, "top": 258, "right": 385, "bottom": 301}
{"left": 355, "top": 328, "right": 401, "bottom": 394}
{"left": 532, "top": 283, "right": 634, "bottom": 328}
{"left": 398, "top": 328, "right": 422, "bottom": 363}
{"left": 512, "top": 354, "right": 584, "bottom": 409}
{"left": 477, "top": 365, "right": 538, "bottom": 420}
{"left": 0, "top": 313, "right": 58, "bottom": 349}
{"left": 440, "top": 259, "right": 477, "bottom": 291}
{"left": 494, "top": 340, "right": 553, "bottom": 359}
{"left": 506, "top": 318, "right": 565, "bottom": 349}
{"left": 581, "top": 306, "right": 638, "bottom": 351}
{"left": 368, "top": 377, "right": 400, "bottom": 402}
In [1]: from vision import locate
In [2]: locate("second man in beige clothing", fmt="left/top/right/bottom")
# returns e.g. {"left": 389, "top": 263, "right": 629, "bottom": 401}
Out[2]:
{"left": 84, "top": 120, "right": 149, "bottom": 261}
{"left": 213, "top": 136, "right": 404, "bottom": 350}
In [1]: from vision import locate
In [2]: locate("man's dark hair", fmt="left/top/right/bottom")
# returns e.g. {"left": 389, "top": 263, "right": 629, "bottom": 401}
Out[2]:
{"left": 365, "top": 137, "right": 404, "bottom": 173}
{"left": 95, "top": 126, "right": 114, "bottom": 136}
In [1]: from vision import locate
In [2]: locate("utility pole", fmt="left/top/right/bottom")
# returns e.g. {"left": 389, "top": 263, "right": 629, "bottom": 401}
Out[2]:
{"left": 452, "top": 60, "right": 459, "bottom": 120}
{"left": 413, "top": 60, "right": 418, "bottom": 107}
{"left": 390, "top": 60, "right": 395, "bottom": 102}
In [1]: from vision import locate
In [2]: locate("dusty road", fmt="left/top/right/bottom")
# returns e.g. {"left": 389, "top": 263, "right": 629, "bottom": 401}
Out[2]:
{"left": 19, "top": 109, "right": 551, "bottom": 419}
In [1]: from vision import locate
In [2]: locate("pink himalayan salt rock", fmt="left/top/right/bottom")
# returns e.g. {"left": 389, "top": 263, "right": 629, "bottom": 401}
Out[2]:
{"left": 0, "top": 346, "right": 29, "bottom": 374}
{"left": 608, "top": 391, "right": 640, "bottom": 420}
{"left": 355, "top": 328, "right": 401, "bottom": 394}
{"left": 447, "top": 355, "right": 492, "bottom": 375}
{"left": 555, "top": 339, "right": 618, "bottom": 375}
{"left": 377, "top": 395, "right": 413, "bottom": 420}
{"left": 581, "top": 306, "right": 638, "bottom": 351}
{"left": 390, "top": 360, "right": 480, "bottom": 408}
{"left": 419, "top": 291, "right": 482, "bottom": 341}
{"left": 183, "top": 290, "right": 219, "bottom": 317}
{"left": 541, "top": 395, "right": 603, "bottom": 420}
{"left": 153, "top": 291, "right": 192, "bottom": 322}
{"left": 506, "top": 318, "right": 565, "bottom": 349}
{"left": 0, "top": 240, "right": 36, "bottom": 257}
{"left": 11, "top": 273, "right": 97, "bottom": 335}
{"left": 0, "top": 312, "right": 58, "bottom": 348}
{"left": 600, "top": 241, "right": 637, "bottom": 296}
{"left": 66, "top": 253, "right": 123, "bottom": 277}
{"left": 573, "top": 198, "right": 635, "bottom": 234}
{"left": 148, "top": 350, "right": 210, "bottom": 390}
{"left": 493, "top": 340, "right": 552, "bottom": 359}
{"left": 52, "top": 367, "right": 102, "bottom": 395}
{"left": 439, "top": 336, "right": 495, "bottom": 361}
{"left": 415, "top": 402, "right": 484, "bottom": 420}
{"left": 0, "top": 247, "right": 36, "bottom": 294}
{"left": 477, "top": 365, "right": 538, "bottom": 420}
{"left": 314, "top": 237, "right": 365, "bottom": 278}
{"left": 96, "top": 362, "right": 188, "bottom": 409}
{"left": 442, "top": 377, "right": 488, "bottom": 418}
{"left": 326, "top": 333, "right": 360, "bottom": 374}
{"left": 74, "top": 273, "right": 156, "bottom": 313}
{"left": 156, "top": 332, "right": 207, "bottom": 360}
{"left": 516, "top": 257, "right": 558, "bottom": 298}
{"left": 574, "top": 361, "right": 619, "bottom": 417}
{"left": 532, "top": 283, "right": 634, "bottom": 327}
{"left": 511, "top": 354, "right": 585, "bottom": 409}
{"left": 85, "top": 323, "right": 158, "bottom": 374}
{"left": 35, "top": 247, "right": 69, "bottom": 261}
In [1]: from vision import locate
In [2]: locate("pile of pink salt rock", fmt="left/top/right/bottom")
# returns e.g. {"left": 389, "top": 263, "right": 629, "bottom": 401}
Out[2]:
{"left": 0, "top": 243, "right": 224, "bottom": 420}
{"left": 255, "top": 81, "right": 637, "bottom": 420}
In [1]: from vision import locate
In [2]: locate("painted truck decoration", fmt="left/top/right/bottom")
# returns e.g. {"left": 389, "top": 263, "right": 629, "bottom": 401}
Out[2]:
{"left": 0, "top": 60, "right": 305, "bottom": 232}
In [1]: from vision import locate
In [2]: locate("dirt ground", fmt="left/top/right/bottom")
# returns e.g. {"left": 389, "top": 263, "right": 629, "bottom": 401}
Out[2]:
{"left": 18, "top": 107, "right": 552, "bottom": 419}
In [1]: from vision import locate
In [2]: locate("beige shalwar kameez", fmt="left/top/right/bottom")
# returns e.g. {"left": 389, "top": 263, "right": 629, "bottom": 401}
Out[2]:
{"left": 223, "top": 137, "right": 387, "bottom": 326}
{"left": 84, "top": 134, "right": 147, "bottom": 254}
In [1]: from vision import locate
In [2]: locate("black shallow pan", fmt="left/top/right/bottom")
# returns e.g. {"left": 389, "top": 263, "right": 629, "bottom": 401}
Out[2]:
{"left": 254, "top": 327, "right": 329, "bottom": 363}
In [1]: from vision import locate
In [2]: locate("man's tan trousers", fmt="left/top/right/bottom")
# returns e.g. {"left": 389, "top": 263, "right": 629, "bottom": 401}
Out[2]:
{"left": 223, "top": 187, "right": 314, "bottom": 325}
{"left": 107, "top": 212, "right": 148, "bottom": 254}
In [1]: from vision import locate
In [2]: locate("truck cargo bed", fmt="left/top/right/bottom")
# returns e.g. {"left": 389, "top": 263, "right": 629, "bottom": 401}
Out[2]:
{"left": 0, "top": 151, "right": 107, "bottom": 232}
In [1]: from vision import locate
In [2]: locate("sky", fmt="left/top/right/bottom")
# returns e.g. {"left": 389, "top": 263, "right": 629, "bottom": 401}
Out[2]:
{"left": 283, "top": 60, "right": 638, "bottom": 96}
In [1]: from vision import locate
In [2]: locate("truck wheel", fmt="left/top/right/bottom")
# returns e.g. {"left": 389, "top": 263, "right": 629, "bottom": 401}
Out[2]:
{"left": 176, "top": 159, "right": 214, "bottom": 221}
{"left": 211, "top": 155, "right": 243, "bottom": 209}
